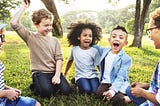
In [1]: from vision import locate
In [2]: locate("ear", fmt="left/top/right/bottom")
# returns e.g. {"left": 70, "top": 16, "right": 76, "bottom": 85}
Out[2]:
{"left": 125, "top": 40, "right": 128, "bottom": 45}
{"left": 108, "top": 38, "right": 110, "bottom": 42}
{"left": 78, "top": 36, "right": 80, "bottom": 40}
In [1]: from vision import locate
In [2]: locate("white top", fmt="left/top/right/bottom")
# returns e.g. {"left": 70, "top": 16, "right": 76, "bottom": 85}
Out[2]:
{"left": 69, "top": 46, "right": 100, "bottom": 81}
{"left": 102, "top": 51, "right": 117, "bottom": 83}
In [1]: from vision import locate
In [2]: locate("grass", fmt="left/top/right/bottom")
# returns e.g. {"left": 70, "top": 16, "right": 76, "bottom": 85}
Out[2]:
{"left": 1, "top": 31, "right": 159, "bottom": 106}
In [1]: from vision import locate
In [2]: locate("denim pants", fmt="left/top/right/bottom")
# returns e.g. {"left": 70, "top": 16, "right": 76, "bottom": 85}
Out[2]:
{"left": 126, "top": 86, "right": 146, "bottom": 105}
{"left": 5, "top": 96, "right": 36, "bottom": 106}
{"left": 76, "top": 77, "right": 99, "bottom": 94}
{"left": 30, "top": 71, "right": 72, "bottom": 98}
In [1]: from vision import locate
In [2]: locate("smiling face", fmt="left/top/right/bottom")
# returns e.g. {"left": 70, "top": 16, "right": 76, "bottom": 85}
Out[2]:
{"left": 35, "top": 18, "right": 53, "bottom": 36}
{"left": 108, "top": 29, "right": 128, "bottom": 54}
{"left": 78, "top": 28, "right": 93, "bottom": 50}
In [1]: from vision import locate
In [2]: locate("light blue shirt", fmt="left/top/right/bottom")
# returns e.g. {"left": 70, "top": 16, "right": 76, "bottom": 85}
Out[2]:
{"left": 68, "top": 46, "right": 100, "bottom": 81}
{"left": 98, "top": 47, "right": 132, "bottom": 93}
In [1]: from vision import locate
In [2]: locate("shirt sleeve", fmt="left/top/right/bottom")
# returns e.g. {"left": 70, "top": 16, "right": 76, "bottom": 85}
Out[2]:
{"left": 68, "top": 47, "right": 73, "bottom": 61}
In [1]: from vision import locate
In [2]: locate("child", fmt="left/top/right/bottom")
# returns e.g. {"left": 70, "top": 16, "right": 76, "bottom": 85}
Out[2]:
{"left": 10, "top": 0, "right": 72, "bottom": 98}
{"left": 0, "top": 24, "right": 41, "bottom": 106}
{"left": 126, "top": 7, "right": 160, "bottom": 106}
{"left": 96, "top": 26, "right": 132, "bottom": 106}
{"left": 64, "top": 20, "right": 102, "bottom": 94}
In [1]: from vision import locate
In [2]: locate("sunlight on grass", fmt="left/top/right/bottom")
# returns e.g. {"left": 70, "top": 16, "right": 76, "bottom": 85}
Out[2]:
{"left": 1, "top": 31, "right": 159, "bottom": 106}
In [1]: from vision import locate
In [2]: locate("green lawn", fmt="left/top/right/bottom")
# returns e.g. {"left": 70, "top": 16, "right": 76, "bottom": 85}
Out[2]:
{"left": 1, "top": 31, "right": 159, "bottom": 106}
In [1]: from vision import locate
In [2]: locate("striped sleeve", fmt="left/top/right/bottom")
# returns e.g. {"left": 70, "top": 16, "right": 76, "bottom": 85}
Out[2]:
{"left": 0, "top": 61, "right": 5, "bottom": 90}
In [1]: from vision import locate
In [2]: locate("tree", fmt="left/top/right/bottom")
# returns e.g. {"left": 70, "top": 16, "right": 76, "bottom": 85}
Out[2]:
{"left": 0, "top": 0, "right": 19, "bottom": 23}
{"left": 41, "top": 0, "right": 63, "bottom": 36}
{"left": 130, "top": 0, "right": 151, "bottom": 48}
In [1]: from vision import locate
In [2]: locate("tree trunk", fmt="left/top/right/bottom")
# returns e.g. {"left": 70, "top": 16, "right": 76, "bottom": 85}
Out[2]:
{"left": 41, "top": 0, "right": 63, "bottom": 36}
{"left": 130, "top": 0, "right": 151, "bottom": 48}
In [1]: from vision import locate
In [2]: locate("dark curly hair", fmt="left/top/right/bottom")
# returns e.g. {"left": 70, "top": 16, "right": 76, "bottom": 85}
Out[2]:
{"left": 67, "top": 20, "right": 102, "bottom": 46}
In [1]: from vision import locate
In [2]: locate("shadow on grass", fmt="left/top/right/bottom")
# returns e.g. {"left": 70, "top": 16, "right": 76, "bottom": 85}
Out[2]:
{"left": 22, "top": 84, "right": 136, "bottom": 106}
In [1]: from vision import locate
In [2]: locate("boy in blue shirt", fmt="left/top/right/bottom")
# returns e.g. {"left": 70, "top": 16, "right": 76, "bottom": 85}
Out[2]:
{"left": 96, "top": 26, "right": 132, "bottom": 106}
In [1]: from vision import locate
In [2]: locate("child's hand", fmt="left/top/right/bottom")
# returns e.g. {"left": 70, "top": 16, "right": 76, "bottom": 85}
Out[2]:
{"left": 24, "top": 0, "right": 30, "bottom": 6}
{"left": 22, "top": 0, "right": 30, "bottom": 8}
{"left": 52, "top": 75, "right": 61, "bottom": 85}
{"left": 103, "top": 90, "right": 115, "bottom": 100}
{"left": 12, "top": 88, "right": 21, "bottom": 95}
{"left": 5, "top": 89, "right": 20, "bottom": 101}
{"left": 131, "top": 82, "right": 141, "bottom": 88}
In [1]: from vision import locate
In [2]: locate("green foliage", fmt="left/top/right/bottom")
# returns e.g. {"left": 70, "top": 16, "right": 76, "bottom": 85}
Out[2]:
{"left": 0, "top": 0, "right": 20, "bottom": 22}
{"left": 1, "top": 31, "right": 159, "bottom": 106}
{"left": 125, "top": 18, "right": 134, "bottom": 35}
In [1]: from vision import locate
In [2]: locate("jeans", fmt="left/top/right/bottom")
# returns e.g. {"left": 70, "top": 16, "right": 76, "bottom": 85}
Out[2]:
{"left": 5, "top": 96, "right": 36, "bottom": 106}
{"left": 126, "top": 86, "right": 146, "bottom": 105}
{"left": 30, "top": 72, "right": 72, "bottom": 98}
{"left": 76, "top": 77, "right": 99, "bottom": 94}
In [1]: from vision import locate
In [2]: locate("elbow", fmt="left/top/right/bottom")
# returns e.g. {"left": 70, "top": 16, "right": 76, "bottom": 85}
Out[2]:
{"left": 10, "top": 21, "right": 15, "bottom": 27}
{"left": 10, "top": 19, "right": 17, "bottom": 27}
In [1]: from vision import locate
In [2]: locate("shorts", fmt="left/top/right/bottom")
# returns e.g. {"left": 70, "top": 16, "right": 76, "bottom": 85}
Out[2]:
{"left": 5, "top": 96, "right": 36, "bottom": 106}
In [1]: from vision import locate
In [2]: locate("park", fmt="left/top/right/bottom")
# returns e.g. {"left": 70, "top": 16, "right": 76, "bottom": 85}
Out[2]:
{"left": 0, "top": 0, "right": 160, "bottom": 106}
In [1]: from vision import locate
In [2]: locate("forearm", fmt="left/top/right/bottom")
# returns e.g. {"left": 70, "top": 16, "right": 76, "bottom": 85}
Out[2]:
{"left": 55, "top": 59, "right": 62, "bottom": 77}
{"left": 64, "top": 60, "right": 73, "bottom": 76}
{"left": 10, "top": 5, "right": 27, "bottom": 25}
{"left": 0, "top": 89, "right": 8, "bottom": 98}
{"left": 141, "top": 89, "right": 159, "bottom": 105}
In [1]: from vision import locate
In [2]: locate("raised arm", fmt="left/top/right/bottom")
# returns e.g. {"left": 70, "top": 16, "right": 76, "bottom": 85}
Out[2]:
{"left": 10, "top": 0, "right": 29, "bottom": 25}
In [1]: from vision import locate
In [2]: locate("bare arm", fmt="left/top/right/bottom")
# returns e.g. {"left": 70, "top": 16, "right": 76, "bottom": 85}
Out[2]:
{"left": 0, "top": 85, "right": 21, "bottom": 101}
{"left": 130, "top": 87, "right": 159, "bottom": 105}
{"left": 52, "top": 59, "right": 62, "bottom": 85}
{"left": 10, "top": 0, "right": 29, "bottom": 25}
{"left": 131, "top": 82, "right": 150, "bottom": 89}
{"left": 64, "top": 59, "right": 73, "bottom": 77}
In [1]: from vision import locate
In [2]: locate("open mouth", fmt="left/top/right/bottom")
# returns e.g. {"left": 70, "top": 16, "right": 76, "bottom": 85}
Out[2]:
{"left": 84, "top": 41, "right": 91, "bottom": 44}
{"left": 113, "top": 42, "right": 119, "bottom": 47}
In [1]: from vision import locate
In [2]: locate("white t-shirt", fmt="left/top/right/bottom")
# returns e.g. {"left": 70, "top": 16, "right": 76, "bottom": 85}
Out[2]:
{"left": 102, "top": 51, "right": 117, "bottom": 83}
{"left": 69, "top": 46, "right": 100, "bottom": 81}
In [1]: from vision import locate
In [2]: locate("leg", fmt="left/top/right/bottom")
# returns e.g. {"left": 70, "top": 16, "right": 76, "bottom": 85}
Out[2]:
{"left": 76, "top": 78, "right": 91, "bottom": 94}
{"left": 126, "top": 86, "right": 146, "bottom": 105}
{"left": 111, "top": 92, "right": 126, "bottom": 106}
{"left": 58, "top": 74, "right": 73, "bottom": 95}
{"left": 89, "top": 78, "right": 100, "bottom": 94}
{"left": 6, "top": 96, "right": 39, "bottom": 106}
{"left": 96, "top": 83, "right": 111, "bottom": 98}
{"left": 31, "top": 72, "right": 56, "bottom": 98}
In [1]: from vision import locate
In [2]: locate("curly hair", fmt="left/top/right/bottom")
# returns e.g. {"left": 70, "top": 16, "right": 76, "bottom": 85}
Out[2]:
{"left": 31, "top": 9, "right": 53, "bottom": 25}
{"left": 149, "top": 7, "right": 160, "bottom": 27}
{"left": 67, "top": 20, "right": 102, "bottom": 46}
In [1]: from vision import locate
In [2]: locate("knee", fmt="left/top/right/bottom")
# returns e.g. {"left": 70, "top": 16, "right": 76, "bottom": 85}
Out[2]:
{"left": 79, "top": 87, "right": 91, "bottom": 94}
{"left": 38, "top": 86, "right": 53, "bottom": 98}
{"left": 112, "top": 95, "right": 125, "bottom": 106}
{"left": 61, "top": 87, "right": 73, "bottom": 95}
